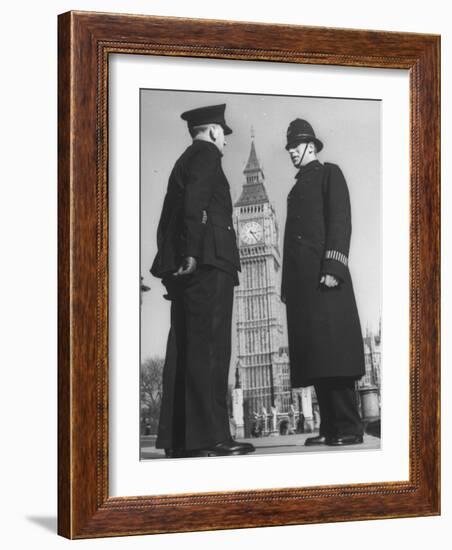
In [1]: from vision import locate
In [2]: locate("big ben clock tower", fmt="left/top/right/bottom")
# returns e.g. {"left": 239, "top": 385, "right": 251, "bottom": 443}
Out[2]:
{"left": 233, "top": 132, "right": 293, "bottom": 436}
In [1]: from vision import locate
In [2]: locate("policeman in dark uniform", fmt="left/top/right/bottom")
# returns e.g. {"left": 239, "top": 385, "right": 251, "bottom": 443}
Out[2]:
{"left": 282, "top": 119, "right": 365, "bottom": 446}
{"left": 151, "top": 104, "right": 255, "bottom": 458}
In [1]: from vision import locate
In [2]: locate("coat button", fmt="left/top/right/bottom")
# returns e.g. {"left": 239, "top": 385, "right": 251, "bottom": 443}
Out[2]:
{"left": 227, "top": 226, "right": 231, "bottom": 230}
{"left": 297, "top": 235, "right": 302, "bottom": 240}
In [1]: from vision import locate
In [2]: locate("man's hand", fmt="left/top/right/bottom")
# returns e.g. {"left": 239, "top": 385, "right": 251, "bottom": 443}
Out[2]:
{"left": 173, "top": 256, "right": 197, "bottom": 276}
{"left": 320, "top": 274, "right": 339, "bottom": 288}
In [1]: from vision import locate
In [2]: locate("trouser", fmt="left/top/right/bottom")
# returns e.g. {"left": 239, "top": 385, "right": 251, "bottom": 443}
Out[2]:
{"left": 314, "top": 377, "right": 363, "bottom": 438}
{"left": 155, "top": 266, "right": 234, "bottom": 450}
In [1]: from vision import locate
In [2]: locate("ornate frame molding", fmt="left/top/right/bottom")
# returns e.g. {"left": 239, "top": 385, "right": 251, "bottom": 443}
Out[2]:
{"left": 58, "top": 11, "right": 440, "bottom": 538}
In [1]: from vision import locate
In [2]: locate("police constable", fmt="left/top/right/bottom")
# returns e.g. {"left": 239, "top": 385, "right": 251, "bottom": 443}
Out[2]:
{"left": 150, "top": 104, "right": 255, "bottom": 458}
{"left": 282, "top": 119, "right": 365, "bottom": 446}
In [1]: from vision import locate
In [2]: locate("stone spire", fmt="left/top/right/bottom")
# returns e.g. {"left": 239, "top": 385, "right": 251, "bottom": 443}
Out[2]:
{"left": 244, "top": 140, "right": 261, "bottom": 173}
{"left": 235, "top": 129, "right": 269, "bottom": 207}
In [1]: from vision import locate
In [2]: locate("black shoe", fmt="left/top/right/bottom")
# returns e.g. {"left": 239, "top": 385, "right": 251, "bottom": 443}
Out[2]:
{"left": 326, "top": 434, "right": 364, "bottom": 446}
{"left": 304, "top": 435, "right": 327, "bottom": 446}
{"left": 205, "top": 439, "right": 256, "bottom": 456}
{"left": 230, "top": 438, "right": 255, "bottom": 452}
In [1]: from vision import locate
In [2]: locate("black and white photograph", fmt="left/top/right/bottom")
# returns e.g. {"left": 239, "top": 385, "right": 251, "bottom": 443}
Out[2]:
{"left": 140, "top": 89, "right": 382, "bottom": 460}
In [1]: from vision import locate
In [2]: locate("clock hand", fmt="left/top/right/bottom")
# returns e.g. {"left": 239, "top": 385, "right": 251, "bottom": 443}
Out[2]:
{"left": 250, "top": 230, "right": 258, "bottom": 241}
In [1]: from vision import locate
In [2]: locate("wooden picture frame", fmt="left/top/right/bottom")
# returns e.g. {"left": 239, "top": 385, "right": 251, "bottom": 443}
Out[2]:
{"left": 58, "top": 11, "right": 440, "bottom": 539}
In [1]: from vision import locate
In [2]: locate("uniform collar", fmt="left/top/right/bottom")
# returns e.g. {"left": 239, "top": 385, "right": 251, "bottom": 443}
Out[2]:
{"left": 295, "top": 159, "right": 322, "bottom": 179}
{"left": 192, "top": 139, "right": 223, "bottom": 157}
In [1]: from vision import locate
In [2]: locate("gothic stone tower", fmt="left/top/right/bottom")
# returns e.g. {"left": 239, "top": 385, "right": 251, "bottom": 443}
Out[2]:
{"left": 233, "top": 135, "right": 292, "bottom": 435}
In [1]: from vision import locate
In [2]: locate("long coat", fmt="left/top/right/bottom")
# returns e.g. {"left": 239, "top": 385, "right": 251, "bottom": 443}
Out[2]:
{"left": 150, "top": 139, "right": 240, "bottom": 283}
{"left": 281, "top": 160, "right": 365, "bottom": 388}
{"left": 150, "top": 139, "right": 240, "bottom": 450}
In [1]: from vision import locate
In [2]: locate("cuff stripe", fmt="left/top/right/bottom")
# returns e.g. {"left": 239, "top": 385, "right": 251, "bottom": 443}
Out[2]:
{"left": 325, "top": 249, "right": 348, "bottom": 266}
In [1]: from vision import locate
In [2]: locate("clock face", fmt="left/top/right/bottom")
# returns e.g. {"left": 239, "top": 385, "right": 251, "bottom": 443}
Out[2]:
{"left": 240, "top": 221, "right": 263, "bottom": 245}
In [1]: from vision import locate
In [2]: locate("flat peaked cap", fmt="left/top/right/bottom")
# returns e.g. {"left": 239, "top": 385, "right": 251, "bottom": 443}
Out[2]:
{"left": 181, "top": 103, "right": 233, "bottom": 135}
{"left": 285, "top": 118, "right": 323, "bottom": 152}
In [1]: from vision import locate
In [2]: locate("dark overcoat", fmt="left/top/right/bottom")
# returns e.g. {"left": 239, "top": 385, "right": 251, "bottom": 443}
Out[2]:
{"left": 150, "top": 139, "right": 240, "bottom": 450}
{"left": 281, "top": 159, "right": 365, "bottom": 388}
{"left": 150, "top": 139, "right": 240, "bottom": 283}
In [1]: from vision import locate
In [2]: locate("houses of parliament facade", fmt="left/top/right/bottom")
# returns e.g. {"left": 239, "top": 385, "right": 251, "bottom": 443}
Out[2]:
{"left": 230, "top": 135, "right": 381, "bottom": 438}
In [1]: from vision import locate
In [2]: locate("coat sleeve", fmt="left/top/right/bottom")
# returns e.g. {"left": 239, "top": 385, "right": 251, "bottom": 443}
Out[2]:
{"left": 181, "top": 148, "right": 218, "bottom": 258}
{"left": 321, "top": 163, "right": 352, "bottom": 283}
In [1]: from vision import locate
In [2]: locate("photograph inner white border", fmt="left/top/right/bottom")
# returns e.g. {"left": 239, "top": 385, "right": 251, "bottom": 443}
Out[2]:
{"left": 109, "top": 54, "right": 409, "bottom": 497}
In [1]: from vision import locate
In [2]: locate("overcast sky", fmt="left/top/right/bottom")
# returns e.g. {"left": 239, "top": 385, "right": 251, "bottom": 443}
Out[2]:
{"left": 140, "top": 89, "right": 381, "bottom": 373}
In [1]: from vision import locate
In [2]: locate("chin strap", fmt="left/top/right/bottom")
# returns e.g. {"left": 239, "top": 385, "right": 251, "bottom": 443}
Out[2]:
{"left": 299, "top": 143, "right": 309, "bottom": 166}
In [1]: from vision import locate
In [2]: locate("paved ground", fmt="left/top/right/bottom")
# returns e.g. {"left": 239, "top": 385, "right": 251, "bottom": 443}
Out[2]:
{"left": 140, "top": 432, "right": 380, "bottom": 460}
